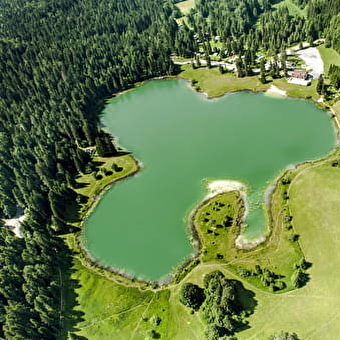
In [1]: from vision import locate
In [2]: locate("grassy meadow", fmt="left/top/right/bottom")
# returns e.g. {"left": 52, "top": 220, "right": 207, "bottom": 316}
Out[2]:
{"left": 176, "top": 0, "right": 195, "bottom": 15}
{"left": 318, "top": 45, "right": 340, "bottom": 75}
{"left": 272, "top": 0, "right": 306, "bottom": 17}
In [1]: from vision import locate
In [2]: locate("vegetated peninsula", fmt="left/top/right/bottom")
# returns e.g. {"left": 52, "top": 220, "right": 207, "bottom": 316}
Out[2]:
{"left": 0, "top": 0, "right": 339, "bottom": 339}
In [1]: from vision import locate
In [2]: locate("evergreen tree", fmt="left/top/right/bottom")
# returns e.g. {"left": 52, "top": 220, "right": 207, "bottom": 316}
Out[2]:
{"left": 316, "top": 74, "right": 324, "bottom": 94}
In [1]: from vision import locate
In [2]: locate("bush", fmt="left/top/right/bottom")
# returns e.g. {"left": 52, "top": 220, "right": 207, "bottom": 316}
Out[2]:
{"left": 291, "top": 269, "right": 308, "bottom": 288}
{"left": 288, "top": 234, "right": 299, "bottom": 242}
{"left": 237, "top": 267, "right": 250, "bottom": 277}
{"left": 150, "top": 315, "right": 161, "bottom": 327}
{"left": 146, "top": 329, "right": 160, "bottom": 339}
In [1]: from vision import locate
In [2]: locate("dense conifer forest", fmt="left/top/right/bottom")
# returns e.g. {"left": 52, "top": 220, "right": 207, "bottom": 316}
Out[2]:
{"left": 177, "top": 0, "right": 339, "bottom": 62}
{"left": 0, "top": 0, "right": 339, "bottom": 338}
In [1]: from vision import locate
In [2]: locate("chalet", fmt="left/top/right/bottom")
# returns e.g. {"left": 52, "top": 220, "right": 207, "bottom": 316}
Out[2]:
{"left": 291, "top": 70, "right": 308, "bottom": 80}
{"left": 288, "top": 69, "right": 311, "bottom": 86}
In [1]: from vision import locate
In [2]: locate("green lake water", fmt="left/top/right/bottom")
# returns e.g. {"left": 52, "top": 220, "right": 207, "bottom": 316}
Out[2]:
{"left": 83, "top": 79, "right": 336, "bottom": 281}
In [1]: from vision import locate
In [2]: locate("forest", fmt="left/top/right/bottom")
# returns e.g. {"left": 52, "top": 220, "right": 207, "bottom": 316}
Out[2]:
{"left": 0, "top": 0, "right": 339, "bottom": 338}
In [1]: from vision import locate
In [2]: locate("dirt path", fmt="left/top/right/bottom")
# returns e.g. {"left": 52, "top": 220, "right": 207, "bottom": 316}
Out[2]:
{"left": 129, "top": 295, "right": 155, "bottom": 340}
{"left": 172, "top": 57, "right": 235, "bottom": 71}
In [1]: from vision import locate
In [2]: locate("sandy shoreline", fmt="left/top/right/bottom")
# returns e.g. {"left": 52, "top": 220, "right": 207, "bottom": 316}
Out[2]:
{"left": 265, "top": 85, "right": 287, "bottom": 97}
{"left": 235, "top": 234, "right": 267, "bottom": 250}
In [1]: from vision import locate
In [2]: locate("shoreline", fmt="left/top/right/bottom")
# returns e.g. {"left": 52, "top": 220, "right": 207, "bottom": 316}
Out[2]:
{"left": 79, "top": 155, "right": 142, "bottom": 244}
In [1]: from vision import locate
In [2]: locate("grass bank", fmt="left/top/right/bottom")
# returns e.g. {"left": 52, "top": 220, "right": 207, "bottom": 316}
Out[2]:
{"left": 74, "top": 154, "right": 139, "bottom": 224}
{"left": 318, "top": 45, "right": 340, "bottom": 75}
{"left": 179, "top": 64, "right": 321, "bottom": 101}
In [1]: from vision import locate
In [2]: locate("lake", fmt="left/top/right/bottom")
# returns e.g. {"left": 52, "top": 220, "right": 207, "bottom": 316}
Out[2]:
{"left": 82, "top": 79, "right": 336, "bottom": 281}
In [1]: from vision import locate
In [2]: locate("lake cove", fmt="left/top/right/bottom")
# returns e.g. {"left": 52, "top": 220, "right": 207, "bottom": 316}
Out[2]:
{"left": 82, "top": 79, "right": 336, "bottom": 281}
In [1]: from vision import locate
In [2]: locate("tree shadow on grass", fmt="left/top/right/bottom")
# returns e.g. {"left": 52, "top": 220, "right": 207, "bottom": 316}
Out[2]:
{"left": 73, "top": 182, "right": 89, "bottom": 189}
{"left": 231, "top": 279, "right": 258, "bottom": 335}
{"left": 61, "top": 247, "right": 88, "bottom": 340}
{"left": 231, "top": 280, "right": 257, "bottom": 314}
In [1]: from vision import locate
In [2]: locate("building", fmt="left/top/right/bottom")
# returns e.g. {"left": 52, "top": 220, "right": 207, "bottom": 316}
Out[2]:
{"left": 291, "top": 70, "right": 308, "bottom": 80}
{"left": 288, "top": 69, "right": 311, "bottom": 86}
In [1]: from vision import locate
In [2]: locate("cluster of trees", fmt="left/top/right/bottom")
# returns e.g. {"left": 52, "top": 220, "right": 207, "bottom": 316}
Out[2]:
{"left": 0, "top": 0, "right": 180, "bottom": 337}
{"left": 316, "top": 66, "right": 339, "bottom": 98}
{"left": 179, "top": 270, "right": 256, "bottom": 339}
{"left": 267, "top": 331, "right": 300, "bottom": 340}
{"left": 324, "top": 13, "right": 340, "bottom": 53}
{"left": 238, "top": 265, "right": 286, "bottom": 292}
{"left": 291, "top": 258, "right": 310, "bottom": 289}
{"left": 328, "top": 65, "right": 340, "bottom": 89}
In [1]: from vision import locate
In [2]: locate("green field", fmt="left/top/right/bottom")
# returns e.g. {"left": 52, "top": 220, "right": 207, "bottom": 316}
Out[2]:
{"left": 272, "top": 0, "right": 306, "bottom": 17}
{"left": 192, "top": 191, "right": 304, "bottom": 294}
{"left": 71, "top": 154, "right": 139, "bottom": 226}
{"left": 318, "top": 45, "right": 340, "bottom": 75}
{"left": 179, "top": 64, "right": 270, "bottom": 97}
{"left": 176, "top": 0, "right": 195, "bottom": 15}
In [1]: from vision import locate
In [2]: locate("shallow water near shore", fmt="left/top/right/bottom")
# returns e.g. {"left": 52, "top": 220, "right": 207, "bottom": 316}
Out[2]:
{"left": 83, "top": 79, "right": 335, "bottom": 281}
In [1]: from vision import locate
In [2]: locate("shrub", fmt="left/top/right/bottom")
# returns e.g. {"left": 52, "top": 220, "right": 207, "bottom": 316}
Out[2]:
{"left": 237, "top": 268, "right": 250, "bottom": 277}
{"left": 150, "top": 315, "right": 161, "bottom": 327}
{"left": 288, "top": 234, "right": 299, "bottom": 242}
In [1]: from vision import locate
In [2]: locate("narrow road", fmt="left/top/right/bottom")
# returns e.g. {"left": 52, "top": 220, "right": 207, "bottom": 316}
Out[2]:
{"left": 172, "top": 57, "right": 235, "bottom": 71}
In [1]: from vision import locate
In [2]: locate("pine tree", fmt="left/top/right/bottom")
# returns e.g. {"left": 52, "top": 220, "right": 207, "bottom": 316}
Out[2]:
{"left": 316, "top": 74, "right": 324, "bottom": 94}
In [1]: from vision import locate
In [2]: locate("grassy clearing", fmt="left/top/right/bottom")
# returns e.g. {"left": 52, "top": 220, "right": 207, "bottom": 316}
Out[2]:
{"left": 318, "top": 45, "right": 340, "bottom": 75}
{"left": 332, "top": 100, "right": 340, "bottom": 124}
{"left": 176, "top": 0, "right": 195, "bottom": 15}
{"left": 272, "top": 78, "right": 319, "bottom": 99}
{"left": 179, "top": 64, "right": 270, "bottom": 97}
{"left": 69, "top": 258, "right": 171, "bottom": 340}
{"left": 272, "top": 0, "right": 306, "bottom": 17}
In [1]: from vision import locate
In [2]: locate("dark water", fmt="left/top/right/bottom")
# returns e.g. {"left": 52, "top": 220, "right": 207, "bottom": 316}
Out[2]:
{"left": 83, "top": 79, "right": 335, "bottom": 280}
